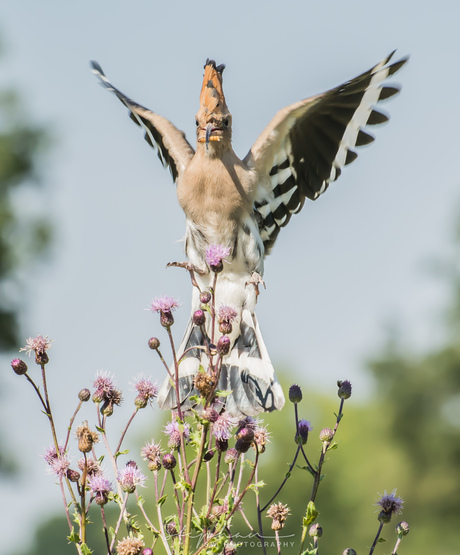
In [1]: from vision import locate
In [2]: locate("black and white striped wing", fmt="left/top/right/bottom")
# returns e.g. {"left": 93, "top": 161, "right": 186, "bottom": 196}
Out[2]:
{"left": 91, "top": 61, "right": 195, "bottom": 182}
{"left": 244, "top": 51, "right": 408, "bottom": 252}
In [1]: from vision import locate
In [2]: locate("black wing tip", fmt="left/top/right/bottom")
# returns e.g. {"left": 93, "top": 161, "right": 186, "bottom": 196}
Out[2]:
{"left": 204, "top": 58, "right": 226, "bottom": 74}
{"left": 90, "top": 60, "right": 104, "bottom": 74}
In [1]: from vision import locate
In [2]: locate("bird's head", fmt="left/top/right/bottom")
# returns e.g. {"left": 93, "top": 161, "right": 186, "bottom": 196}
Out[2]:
{"left": 195, "top": 59, "right": 232, "bottom": 155}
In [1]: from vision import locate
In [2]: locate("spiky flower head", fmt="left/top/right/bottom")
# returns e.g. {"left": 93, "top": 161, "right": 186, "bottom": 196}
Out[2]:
{"left": 288, "top": 384, "right": 303, "bottom": 404}
{"left": 164, "top": 420, "right": 190, "bottom": 450}
{"left": 11, "top": 358, "right": 28, "bottom": 375}
{"left": 218, "top": 305, "right": 238, "bottom": 334}
{"left": 337, "top": 380, "right": 352, "bottom": 399}
{"left": 376, "top": 489, "right": 404, "bottom": 521}
{"left": 267, "top": 502, "right": 290, "bottom": 531}
{"left": 118, "top": 462, "right": 146, "bottom": 493}
{"left": 76, "top": 423, "right": 99, "bottom": 453}
{"left": 78, "top": 457, "right": 102, "bottom": 477}
{"left": 43, "top": 444, "right": 65, "bottom": 466}
{"left": 212, "top": 412, "right": 237, "bottom": 441}
{"left": 92, "top": 370, "right": 116, "bottom": 402}
{"left": 116, "top": 536, "right": 145, "bottom": 555}
{"left": 88, "top": 474, "right": 112, "bottom": 506}
{"left": 295, "top": 420, "right": 312, "bottom": 445}
{"left": 217, "top": 335, "right": 231, "bottom": 355}
{"left": 206, "top": 244, "right": 231, "bottom": 271}
{"left": 149, "top": 296, "right": 180, "bottom": 328}
{"left": 20, "top": 334, "right": 53, "bottom": 365}
{"left": 396, "top": 521, "right": 410, "bottom": 537}
{"left": 141, "top": 441, "right": 162, "bottom": 471}
{"left": 254, "top": 423, "right": 270, "bottom": 454}
{"left": 51, "top": 456, "right": 71, "bottom": 477}
{"left": 133, "top": 375, "right": 157, "bottom": 408}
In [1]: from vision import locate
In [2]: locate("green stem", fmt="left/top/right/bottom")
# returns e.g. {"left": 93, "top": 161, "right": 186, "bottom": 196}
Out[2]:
{"left": 369, "top": 522, "right": 384, "bottom": 555}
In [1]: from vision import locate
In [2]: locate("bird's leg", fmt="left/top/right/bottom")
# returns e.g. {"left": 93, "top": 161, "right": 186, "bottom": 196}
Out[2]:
{"left": 246, "top": 272, "right": 266, "bottom": 296}
{"left": 166, "top": 261, "right": 207, "bottom": 289}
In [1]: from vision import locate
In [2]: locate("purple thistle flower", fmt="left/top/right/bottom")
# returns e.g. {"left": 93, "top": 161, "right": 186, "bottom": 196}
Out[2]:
{"left": 141, "top": 441, "right": 162, "bottom": 470}
{"left": 376, "top": 489, "right": 404, "bottom": 516}
{"left": 88, "top": 474, "right": 112, "bottom": 505}
{"left": 118, "top": 464, "right": 146, "bottom": 493}
{"left": 149, "top": 296, "right": 180, "bottom": 314}
{"left": 93, "top": 370, "right": 116, "bottom": 397}
{"left": 133, "top": 375, "right": 158, "bottom": 408}
{"left": 218, "top": 305, "right": 238, "bottom": 324}
{"left": 164, "top": 420, "right": 190, "bottom": 449}
{"left": 295, "top": 420, "right": 312, "bottom": 445}
{"left": 20, "top": 334, "right": 53, "bottom": 356}
{"left": 212, "top": 412, "right": 237, "bottom": 441}
{"left": 206, "top": 244, "right": 231, "bottom": 267}
{"left": 51, "top": 456, "right": 71, "bottom": 477}
{"left": 11, "top": 358, "right": 28, "bottom": 375}
{"left": 43, "top": 444, "right": 65, "bottom": 465}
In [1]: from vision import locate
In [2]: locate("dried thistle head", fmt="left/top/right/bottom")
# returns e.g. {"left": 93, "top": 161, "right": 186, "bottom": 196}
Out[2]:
{"left": 194, "top": 371, "right": 214, "bottom": 398}
{"left": 115, "top": 536, "right": 145, "bottom": 555}
{"left": 76, "top": 422, "right": 99, "bottom": 453}
{"left": 267, "top": 502, "right": 290, "bottom": 530}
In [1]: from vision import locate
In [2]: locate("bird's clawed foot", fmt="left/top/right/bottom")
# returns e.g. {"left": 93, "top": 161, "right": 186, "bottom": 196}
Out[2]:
{"left": 246, "top": 272, "right": 266, "bottom": 296}
{"left": 167, "top": 261, "right": 207, "bottom": 289}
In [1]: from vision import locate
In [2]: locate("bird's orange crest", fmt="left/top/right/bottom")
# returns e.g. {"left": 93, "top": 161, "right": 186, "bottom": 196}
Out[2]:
{"left": 198, "top": 59, "right": 229, "bottom": 117}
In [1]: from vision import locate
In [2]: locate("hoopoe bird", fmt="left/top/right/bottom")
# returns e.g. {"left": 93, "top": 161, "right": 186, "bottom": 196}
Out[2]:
{"left": 91, "top": 52, "right": 407, "bottom": 417}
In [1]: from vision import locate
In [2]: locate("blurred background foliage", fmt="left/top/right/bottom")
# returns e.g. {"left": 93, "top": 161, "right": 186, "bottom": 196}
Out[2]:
{"left": 0, "top": 47, "right": 52, "bottom": 477}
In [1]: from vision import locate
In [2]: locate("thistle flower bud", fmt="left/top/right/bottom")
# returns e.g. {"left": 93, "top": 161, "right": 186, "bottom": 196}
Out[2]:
{"left": 92, "top": 389, "right": 104, "bottom": 403}
{"left": 202, "top": 407, "right": 219, "bottom": 423}
{"left": 235, "top": 437, "right": 251, "bottom": 453}
{"left": 342, "top": 549, "right": 357, "bottom": 555}
{"left": 11, "top": 358, "right": 28, "bottom": 375}
{"left": 66, "top": 468, "right": 81, "bottom": 482}
{"left": 166, "top": 522, "right": 178, "bottom": 537}
{"left": 319, "top": 428, "right": 334, "bottom": 443}
{"left": 223, "top": 541, "right": 237, "bottom": 555}
{"left": 396, "top": 521, "right": 410, "bottom": 537}
{"left": 217, "top": 335, "right": 231, "bottom": 356}
{"left": 295, "top": 420, "right": 312, "bottom": 445}
{"left": 78, "top": 388, "right": 91, "bottom": 402}
{"left": 337, "top": 380, "right": 352, "bottom": 399}
{"left": 378, "top": 510, "right": 392, "bottom": 523}
{"left": 224, "top": 448, "right": 238, "bottom": 464}
{"left": 135, "top": 395, "right": 148, "bottom": 409}
{"left": 35, "top": 351, "right": 49, "bottom": 366}
{"left": 204, "top": 449, "right": 215, "bottom": 461}
{"left": 288, "top": 384, "right": 302, "bottom": 404}
{"left": 101, "top": 401, "right": 114, "bottom": 417}
{"left": 216, "top": 438, "right": 228, "bottom": 452}
{"left": 142, "top": 550, "right": 153, "bottom": 555}
{"left": 193, "top": 309, "right": 206, "bottom": 327}
{"left": 219, "top": 321, "right": 232, "bottom": 335}
{"left": 148, "top": 337, "right": 160, "bottom": 350}
{"left": 160, "top": 311, "right": 174, "bottom": 328}
{"left": 162, "top": 453, "right": 176, "bottom": 470}
{"left": 200, "top": 291, "right": 212, "bottom": 304}
{"left": 309, "top": 523, "right": 323, "bottom": 537}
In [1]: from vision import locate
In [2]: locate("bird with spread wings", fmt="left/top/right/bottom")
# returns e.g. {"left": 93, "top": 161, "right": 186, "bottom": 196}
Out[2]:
{"left": 91, "top": 52, "right": 407, "bottom": 417}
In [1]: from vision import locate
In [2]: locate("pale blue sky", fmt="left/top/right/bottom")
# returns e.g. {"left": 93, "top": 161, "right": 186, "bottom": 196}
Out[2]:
{"left": 1, "top": 1, "right": 459, "bottom": 551}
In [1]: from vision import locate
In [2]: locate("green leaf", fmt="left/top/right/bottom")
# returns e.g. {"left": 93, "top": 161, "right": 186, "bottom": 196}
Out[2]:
{"left": 301, "top": 548, "right": 318, "bottom": 555}
{"left": 137, "top": 495, "right": 145, "bottom": 506}
{"left": 297, "top": 464, "right": 316, "bottom": 478}
{"left": 157, "top": 494, "right": 168, "bottom": 506}
{"left": 215, "top": 389, "right": 232, "bottom": 397}
{"left": 248, "top": 480, "right": 266, "bottom": 492}
{"left": 303, "top": 501, "right": 319, "bottom": 528}
{"left": 115, "top": 449, "right": 129, "bottom": 458}
{"left": 81, "top": 544, "right": 93, "bottom": 555}
{"left": 67, "top": 529, "right": 80, "bottom": 544}
{"left": 327, "top": 442, "right": 339, "bottom": 451}
{"left": 378, "top": 537, "right": 387, "bottom": 543}
{"left": 95, "top": 425, "right": 105, "bottom": 433}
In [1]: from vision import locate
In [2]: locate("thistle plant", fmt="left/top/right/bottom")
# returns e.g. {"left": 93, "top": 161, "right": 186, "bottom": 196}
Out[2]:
{"left": 11, "top": 246, "right": 411, "bottom": 555}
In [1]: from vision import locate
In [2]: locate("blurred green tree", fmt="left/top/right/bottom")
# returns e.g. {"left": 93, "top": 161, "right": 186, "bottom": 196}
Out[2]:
{"left": 0, "top": 45, "right": 51, "bottom": 476}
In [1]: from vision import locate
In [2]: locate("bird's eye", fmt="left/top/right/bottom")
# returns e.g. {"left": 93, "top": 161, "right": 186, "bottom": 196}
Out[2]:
{"left": 195, "top": 120, "right": 199, "bottom": 127}
{"left": 224, "top": 118, "right": 229, "bottom": 127}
